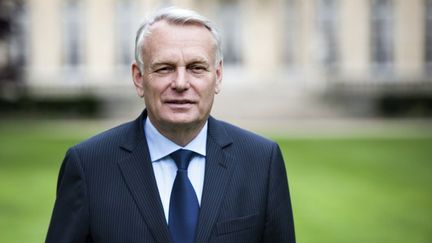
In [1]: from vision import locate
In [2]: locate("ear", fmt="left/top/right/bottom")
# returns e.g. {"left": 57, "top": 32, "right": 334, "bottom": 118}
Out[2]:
{"left": 214, "top": 60, "right": 223, "bottom": 94}
{"left": 132, "top": 62, "right": 145, "bottom": 97}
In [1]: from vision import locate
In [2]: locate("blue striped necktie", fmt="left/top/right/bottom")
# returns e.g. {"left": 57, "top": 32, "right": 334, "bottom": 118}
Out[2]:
{"left": 169, "top": 149, "right": 199, "bottom": 243}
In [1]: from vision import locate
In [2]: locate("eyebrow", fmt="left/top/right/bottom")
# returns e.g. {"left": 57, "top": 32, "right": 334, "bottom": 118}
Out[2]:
{"left": 150, "top": 58, "right": 210, "bottom": 69}
{"left": 188, "top": 57, "right": 209, "bottom": 63}
{"left": 187, "top": 60, "right": 209, "bottom": 66}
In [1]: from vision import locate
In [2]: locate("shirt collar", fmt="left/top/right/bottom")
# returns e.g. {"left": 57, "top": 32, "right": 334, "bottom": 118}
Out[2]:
{"left": 144, "top": 118, "right": 207, "bottom": 162}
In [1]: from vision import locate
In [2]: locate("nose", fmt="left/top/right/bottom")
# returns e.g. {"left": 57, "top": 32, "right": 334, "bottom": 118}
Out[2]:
{"left": 171, "top": 67, "right": 190, "bottom": 91}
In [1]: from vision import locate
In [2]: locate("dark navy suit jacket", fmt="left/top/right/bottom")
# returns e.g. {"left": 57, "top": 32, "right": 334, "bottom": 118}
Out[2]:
{"left": 46, "top": 111, "right": 295, "bottom": 243}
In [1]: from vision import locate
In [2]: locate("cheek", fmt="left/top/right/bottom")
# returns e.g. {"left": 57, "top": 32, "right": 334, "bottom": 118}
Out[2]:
{"left": 198, "top": 84, "right": 217, "bottom": 105}
{"left": 142, "top": 86, "right": 160, "bottom": 108}
{"left": 143, "top": 79, "right": 166, "bottom": 100}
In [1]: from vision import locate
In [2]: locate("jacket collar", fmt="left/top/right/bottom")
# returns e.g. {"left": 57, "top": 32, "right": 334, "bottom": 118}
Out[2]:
{"left": 119, "top": 111, "right": 233, "bottom": 153}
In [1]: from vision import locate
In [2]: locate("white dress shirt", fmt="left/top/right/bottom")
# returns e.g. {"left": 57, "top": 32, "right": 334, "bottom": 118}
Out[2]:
{"left": 144, "top": 118, "right": 207, "bottom": 223}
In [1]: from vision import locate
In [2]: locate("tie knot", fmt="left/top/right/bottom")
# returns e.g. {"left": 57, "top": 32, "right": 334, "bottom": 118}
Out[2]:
{"left": 170, "top": 149, "right": 195, "bottom": 170}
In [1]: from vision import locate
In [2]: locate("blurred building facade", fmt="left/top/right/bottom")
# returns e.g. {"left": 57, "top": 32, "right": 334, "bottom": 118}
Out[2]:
{"left": 0, "top": 0, "right": 431, "bottom": 118}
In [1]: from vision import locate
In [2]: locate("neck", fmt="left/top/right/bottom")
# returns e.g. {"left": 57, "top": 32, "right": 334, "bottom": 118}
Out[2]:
{"left": 148, "top": 117, "right": 206, "bottom": 147}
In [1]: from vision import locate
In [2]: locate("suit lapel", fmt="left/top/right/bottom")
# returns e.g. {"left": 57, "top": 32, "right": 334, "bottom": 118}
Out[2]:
{"left": 115, "top": 114, "right": 234, "bottom": 243}
{"left": 195, "top": 117, "right": 234, "bottom": 243}
{"left": 117, "top": 112, "right": 172, "bottom": 243}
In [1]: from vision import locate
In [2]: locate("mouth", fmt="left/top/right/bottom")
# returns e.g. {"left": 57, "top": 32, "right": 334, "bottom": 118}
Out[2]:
{"left": 164, "top": 99, "right": 196, "bottom": 109}
{"left": 164, "top": 99, "right": 196, "bottom": 105}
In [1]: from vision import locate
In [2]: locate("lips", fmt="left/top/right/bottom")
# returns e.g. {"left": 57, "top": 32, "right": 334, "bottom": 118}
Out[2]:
{"left": 164, "top": 99, "right": 196, "bottom": 105}
{"left": 163, "top": 99, "right": 197, "bottom": 110}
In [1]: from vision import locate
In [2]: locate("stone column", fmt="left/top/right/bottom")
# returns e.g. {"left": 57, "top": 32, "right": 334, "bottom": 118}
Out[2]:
{"left": 242, "top": 0, "right": 281, "bottom": 77}
{"left": 296, "top": 0, "right": 319, "bottom": 79}
{"left": 84, "top": 0, "right": 116, "bottom": 83}
{"left": 27, "top": 0, "right": 62, "bottom": 84}
{"left": 394, "top": 0, "right": 424, "bottom": 78}
{"left": 339, "top": 0, "right": 370, "bottom": 81}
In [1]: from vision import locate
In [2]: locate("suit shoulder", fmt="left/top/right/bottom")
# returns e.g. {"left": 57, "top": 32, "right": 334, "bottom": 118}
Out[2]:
{"left": 72, "top": 120, "right": 135, "bottom": 151}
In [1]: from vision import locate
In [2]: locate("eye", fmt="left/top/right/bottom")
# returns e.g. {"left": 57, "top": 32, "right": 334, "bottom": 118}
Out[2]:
{"left": 188, "top": 64, "right": 208, "bottom": 74}
{"left": 154, "top": 66, "right": 174, "bottom": 74}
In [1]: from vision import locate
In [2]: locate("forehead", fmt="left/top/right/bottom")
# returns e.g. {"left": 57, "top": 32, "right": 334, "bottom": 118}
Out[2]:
{"left": 143, "top": 20, "right": 216, "bottom": 62}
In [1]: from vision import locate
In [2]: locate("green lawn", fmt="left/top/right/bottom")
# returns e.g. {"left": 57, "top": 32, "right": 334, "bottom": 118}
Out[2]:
{"left": 280, "top": 138, "right": 432, "bottom": 243}
{"left": 0, "top": 120, "right": 431, "bottom": 243}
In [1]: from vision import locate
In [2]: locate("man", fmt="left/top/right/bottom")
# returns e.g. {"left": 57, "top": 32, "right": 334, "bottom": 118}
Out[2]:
{"left": 46, "top": 7, "right": 295, "bottom": 243}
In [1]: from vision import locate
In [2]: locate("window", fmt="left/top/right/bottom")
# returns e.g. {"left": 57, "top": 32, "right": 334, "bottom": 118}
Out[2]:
{"left": 370, "top": 0, "right": 394, "bottom": 72}
{"left": 425, "top": 0, "right": 432, "bottom": 72}
{"left": 115, "top": 0, "right": 138, "bottom": 68}
{"left": 316, "top": 0, "right": 339, "bottom": 71}
{"left": 9, "top": 0, "right": 28, "bottom": 68}
{"left": 62, "top": 0, "right": 84, "bottom": 69}
{"left": 0, "top": 0, "right": 28, "bottom": 81}
{"left": 282, "top": 0, "right": 299, "bottom": 66}
{"left": 218, "top": 0, "right": 242, "bottom": 64}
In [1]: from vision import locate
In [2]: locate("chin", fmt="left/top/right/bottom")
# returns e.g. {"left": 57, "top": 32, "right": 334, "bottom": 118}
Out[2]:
{"left": 163, "top": 114, "right": 199, "bottom": 126}
{"left": 152, "top": 108, "right": 207, "bottom": 128}
{"left": 172, "top": 118, "right": 199, "bottom": 126}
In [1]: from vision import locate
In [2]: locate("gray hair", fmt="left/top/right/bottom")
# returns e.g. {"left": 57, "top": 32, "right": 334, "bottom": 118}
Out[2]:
{"left": 134, "top": 7, "right": 223, "bottom": 70}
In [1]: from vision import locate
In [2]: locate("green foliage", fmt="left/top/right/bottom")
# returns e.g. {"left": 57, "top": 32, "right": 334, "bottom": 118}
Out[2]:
{"left": 0, "top": 121, "right": 431, "bottom": 243}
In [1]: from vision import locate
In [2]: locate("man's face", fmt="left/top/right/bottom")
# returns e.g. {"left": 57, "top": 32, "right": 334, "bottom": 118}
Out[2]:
{"left": 132, "top": 20, "right": 222, "bottom": 131}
